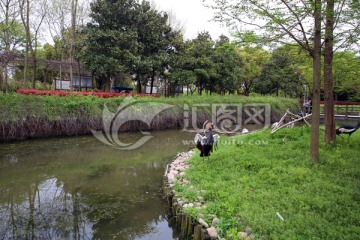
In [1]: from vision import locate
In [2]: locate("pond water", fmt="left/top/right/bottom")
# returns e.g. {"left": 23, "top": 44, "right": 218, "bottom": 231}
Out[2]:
{"left": 0, "top": 130, "right": 194, "bottom": 240}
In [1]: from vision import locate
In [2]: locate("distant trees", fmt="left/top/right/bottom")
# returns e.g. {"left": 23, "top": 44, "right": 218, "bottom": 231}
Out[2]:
{"left": 78, "top": 0, "right": 177, "bottom": 92}
{"left": 19, "top": 0, "right": 49, "bottom": 88}
{"left": 254, "top": 49, "right": 302, "bottom": 98}
{"left": 203, "top": 0, "right": 360, "bottom": 160}
{"left": 0, "top": 0, "right": 26, "bottom": 89}
{"left": 237, "top": 46, "right": 270, "bottom": 96}
{"left": 0, "top": 0, "right": 359, "bottom": 107}
{"left": 182, "top": 31, "right": 216, "bottom": 95}
{"left": 333, "top": 52, "right": 360, "bottom": 101}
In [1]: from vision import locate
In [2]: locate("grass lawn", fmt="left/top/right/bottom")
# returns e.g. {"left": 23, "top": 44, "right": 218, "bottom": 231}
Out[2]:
{"left": 175, "top": 126, "right": 360, "bottom": 239}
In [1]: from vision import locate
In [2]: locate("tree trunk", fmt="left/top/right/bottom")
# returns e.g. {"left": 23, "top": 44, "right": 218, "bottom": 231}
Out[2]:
{"left": 3, "top": 60, "right": 9, "bottom": 90}
{"left": 20, "top": 0, "right": 31, "bottom": 89}
{"left": 60, "top": 44, "right": 64, "bottom": 90}
{"left": 23, "top": 41, "right": 29, "bottom": 88}
{"left": 77, "top": 60, "right": 81, "bottom": 92}
{"left": 105, "top": 72, "right": 111, "bottom": 92}
{"left": 324, "top": 0, "right": 336, "bottom": 143}
{"left": 30, "top": 35, "right": 37, "bottom": 89}
{"left": 150, "top": 71, "right": 155, "bottom": 94}
{"left": 31, "top": 56, "right": 36, "bottom": 88}
{"left": 0, "top": 65, "right": 3, "bottom": 90}
{"left": 69, "top": 0, "right": 78, "bottom": 91}
{"left": 310, "top": 0, "right": 322, "bottom": 163}
{"left": 136, "top": 75, "right": 141, "bottom": 93}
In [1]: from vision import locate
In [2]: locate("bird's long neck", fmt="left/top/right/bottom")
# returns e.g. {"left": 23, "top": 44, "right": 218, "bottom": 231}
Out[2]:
{"left": 207, "top": 129, "right": 214, "bottom": 140}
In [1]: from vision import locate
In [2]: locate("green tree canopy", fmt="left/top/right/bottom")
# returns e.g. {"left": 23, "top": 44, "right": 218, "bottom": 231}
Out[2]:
{"left": 236, "top": 46, "right": 270, "bottom": 96}
{"left": 254, "top": 48, "right": 303, "bottom": 98}
{"left": 211, "top": 35, "right": 243, "bottom": 94}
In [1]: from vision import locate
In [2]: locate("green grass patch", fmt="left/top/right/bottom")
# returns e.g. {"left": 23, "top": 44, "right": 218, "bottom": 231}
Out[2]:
{"left": 0, "top": 93, "right": 299, "bottom": 123}
{"left": 175, "top": 127, "right": 360, "bottom": 239}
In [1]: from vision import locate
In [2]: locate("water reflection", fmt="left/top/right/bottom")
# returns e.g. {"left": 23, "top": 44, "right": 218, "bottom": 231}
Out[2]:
{"left": 0, "top": 130, "right": 193, "bottom": 240}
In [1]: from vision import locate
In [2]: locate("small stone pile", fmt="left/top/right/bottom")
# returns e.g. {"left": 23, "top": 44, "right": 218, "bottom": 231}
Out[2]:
{"left": 165, "top": 150, "right": 193, "bottom": 187}
{"left": 164, "top": 150, "right": 221, "bottom": 240}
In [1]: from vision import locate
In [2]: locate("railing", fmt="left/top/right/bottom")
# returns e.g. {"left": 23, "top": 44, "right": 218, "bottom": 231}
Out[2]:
{"left": 320, "top": 101, "right": 360, "bottom": 119}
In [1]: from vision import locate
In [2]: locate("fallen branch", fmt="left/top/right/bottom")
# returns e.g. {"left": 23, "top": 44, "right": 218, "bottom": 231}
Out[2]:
{"left": 271, "top": 112, "right": 312, "bottom": 134}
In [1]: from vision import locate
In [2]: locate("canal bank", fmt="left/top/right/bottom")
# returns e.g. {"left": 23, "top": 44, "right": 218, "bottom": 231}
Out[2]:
{"left": 164, "top": 150, "right": 224, "bottom": 240}
{"left": 0, "top": 93, "right": 300, "bottom": 141}
{"left": 164, "top": 128, "right": 360, "bottom": 239}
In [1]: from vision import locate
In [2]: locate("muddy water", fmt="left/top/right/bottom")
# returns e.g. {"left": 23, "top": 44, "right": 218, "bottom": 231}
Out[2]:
{"left": 0, "top": 130, "right": 194, "bottom": 240}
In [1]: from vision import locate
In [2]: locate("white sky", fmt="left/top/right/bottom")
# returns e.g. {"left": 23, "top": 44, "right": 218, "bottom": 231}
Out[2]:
{"left": 151, "top": 0, "right": 230, "bottom": 40}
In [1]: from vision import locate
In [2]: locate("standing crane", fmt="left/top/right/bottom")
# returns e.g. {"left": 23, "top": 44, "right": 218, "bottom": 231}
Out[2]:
{"left": 194, "top": 121, "right": 220, "bottom": 161}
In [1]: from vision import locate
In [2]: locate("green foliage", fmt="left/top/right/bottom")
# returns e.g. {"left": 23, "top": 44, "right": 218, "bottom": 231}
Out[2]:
{"left": 78, "top": 0, "right": 141, "bottom": 84}
{"left": 211, "top": 37, "right": 243, "bottom": 94}
{"left": 236, "top": 46, "right": 271, "bottom": 96}
{"left": 0, "top": 93, "right": 299, "bottom": 123}
{"left": 169, "top": 33, "right": 245, "bottom": 95}
{"left": 0, "top": 20, "right": 26, "bottom": 52}
{"left": 333, "top": 51, "right": 360, "bottom": 101}
{"left": 176, "top": 127, "right": 360, "bottom": 239}
{"left": 254, "top": 48, "right": 303, "bottom": 97}
{"left": 78, "top": 0, "right": 178, "bottom": 91}
{"left": 183, "top": 31, "right": 217, "bottom": 95}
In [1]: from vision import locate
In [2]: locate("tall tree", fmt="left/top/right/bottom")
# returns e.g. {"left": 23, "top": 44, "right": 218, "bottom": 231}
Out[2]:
{"left": 236, "top": 46, "right": 270, "bottom": 96}
{"left": 324, "top": 0, "right": 335, "bottom": 143}
{"left": 311, "top": 0, "right": 322, "bottom": 162}
{"left": 212, "top": 35, "right": 243, "bottom": 95}
{"left": 184, "top": 31, "right": 216, "bottom": 95}
{"left": 133, "top": 1, "right": 174, "bottom": 94}
{"left": 202, "top": 0, "right": 324, "bottom": 161}
{"left": 45, "top": 0, "right": 89, "bottom": 89}
{"left": 0, "top": 0, "right": 24, "bottom": 90}
{"left": 18, "top": 0, "right": 30, "bottom": 88}
{"left": 254, "top": 49, "right": 302, "bottom": 97}
{"left": 69, "top": 0, "right": 78, "bottom": 91}
{"left": 204, "top": 0, "right": 360, "bottom": 147}
{"left": 79, "top": 0, "right": 141, "bottom": 91}
{"left": 19, "top": 0, "right": 48, "bottom": 88}
{"left": 322, "top": 0, "right": 360, "bottom": 142}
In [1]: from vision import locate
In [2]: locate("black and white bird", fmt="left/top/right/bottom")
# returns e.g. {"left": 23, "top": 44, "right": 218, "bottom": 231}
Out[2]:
{"left": 194, "top": 121, "right": 220, "bottom": 161}
{"left": 336, "top": 122, "right": 360, "bottom": 139}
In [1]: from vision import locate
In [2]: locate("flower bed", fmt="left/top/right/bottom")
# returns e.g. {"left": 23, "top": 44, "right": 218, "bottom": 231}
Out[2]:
{"left": 16, "top": 89, "right": 160, "bottom": 98}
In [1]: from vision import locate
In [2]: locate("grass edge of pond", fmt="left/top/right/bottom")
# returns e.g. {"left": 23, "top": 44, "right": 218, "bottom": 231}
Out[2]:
{"left": 172, "top": 127, "right": 360, "bottom": 239}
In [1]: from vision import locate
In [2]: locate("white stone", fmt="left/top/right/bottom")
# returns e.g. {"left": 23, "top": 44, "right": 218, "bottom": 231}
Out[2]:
{"left": 212, "top": 217, "right": 220, "bottom": 227}
{"left": 207, "top": 227, "right": 218, "bottom": 239}
{"left": 169, "top": 170, "right": 178, "bottom": 175}
{"left": 239, "top": 231, "right": 248, "bottom": 239}
{"left": 167, "top": 173, "right": 176, "bottom": 183}
{"left": 199, "top": 218, "right": 209, "bottom": 228}
{"left": 197, "top": 196, "right": 204, "bottom": 203}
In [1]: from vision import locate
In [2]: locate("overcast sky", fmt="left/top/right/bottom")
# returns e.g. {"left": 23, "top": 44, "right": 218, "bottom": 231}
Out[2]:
{"left": 151, "top": 0, "right": 230, "bottom": 40}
